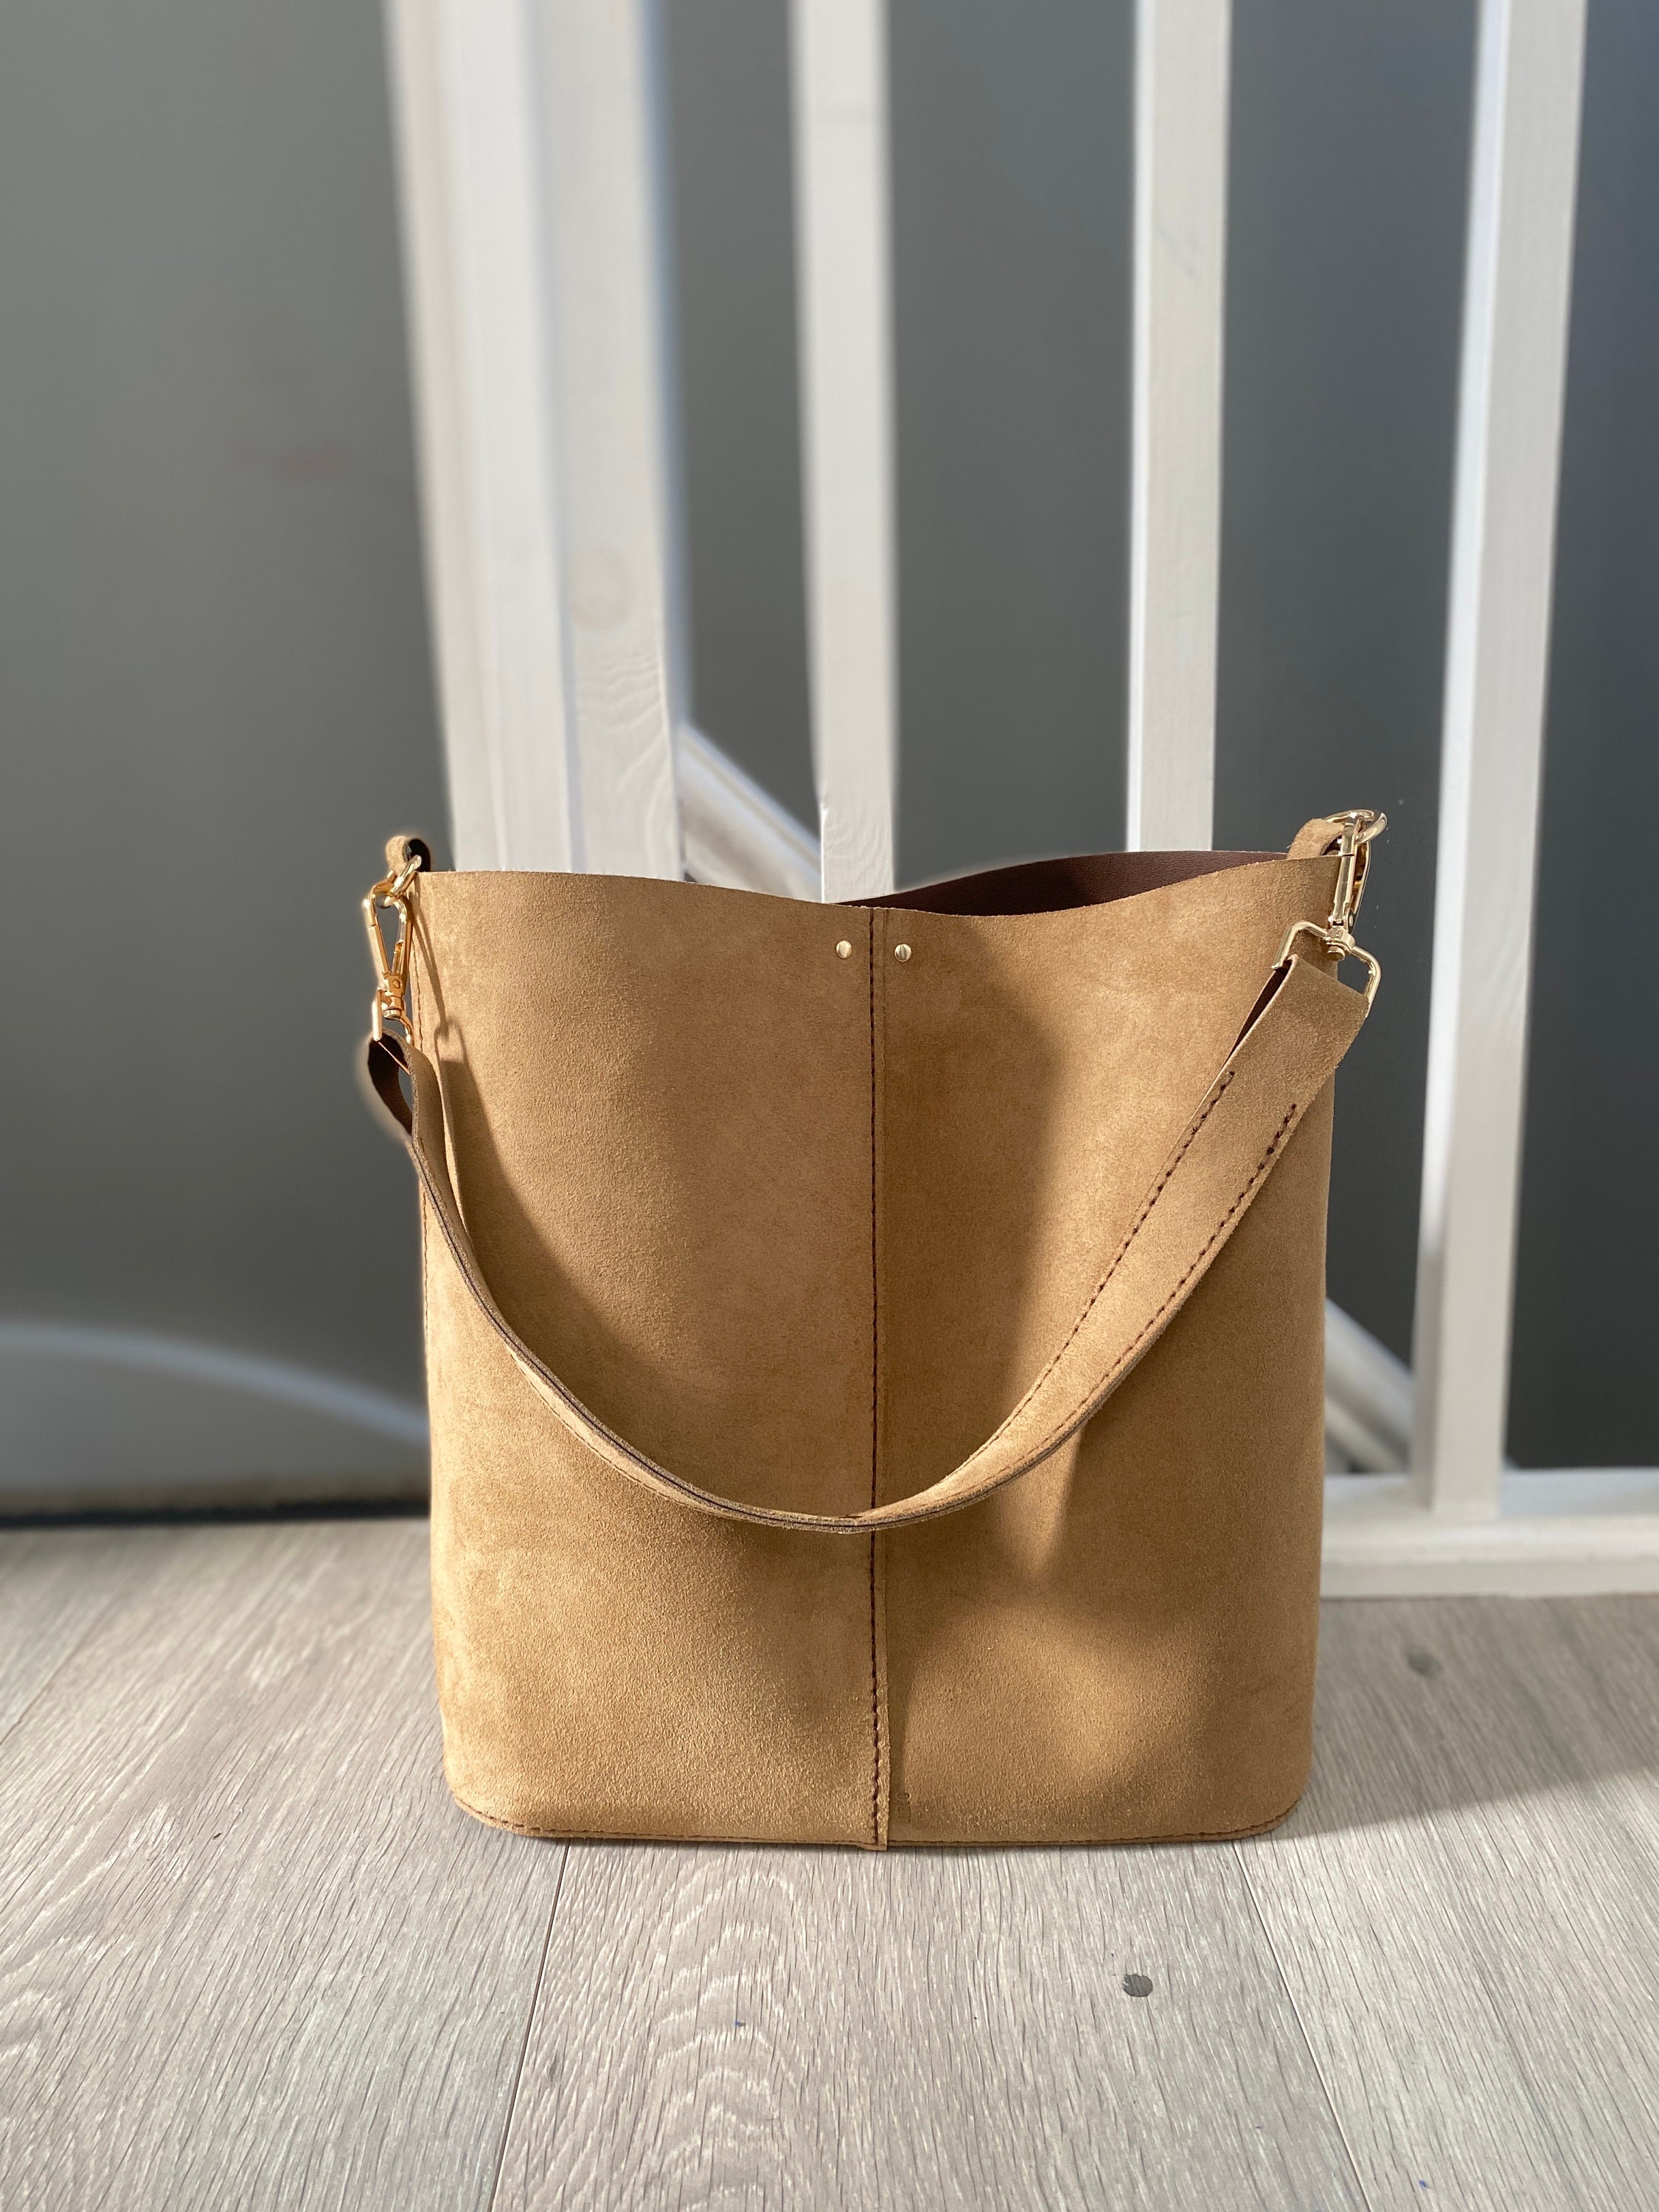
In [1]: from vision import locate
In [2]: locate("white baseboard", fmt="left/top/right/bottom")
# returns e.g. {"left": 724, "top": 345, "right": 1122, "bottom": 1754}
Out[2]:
{"left": 0, "top": 1322, "right": 427, "bottom": 1515}
{"left": 1323, "top": 1470, "right": 1659, "bottom": 1595}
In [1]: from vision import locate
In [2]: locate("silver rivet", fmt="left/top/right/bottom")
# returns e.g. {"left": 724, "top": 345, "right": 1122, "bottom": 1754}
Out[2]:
{"left": 894, "top": 942, "right": 911, "bottom": 961}
{"left": 835, "top": 939, "right": 852, "bottom": 959}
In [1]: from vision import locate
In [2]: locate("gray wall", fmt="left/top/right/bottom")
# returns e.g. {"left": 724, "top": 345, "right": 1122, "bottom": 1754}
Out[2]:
{"left": 1214, "top": 0, "right": 1474, "bottom": 1397}
{"left": 3, "top": 0, "right": 1652, "bottom": 1464}
{"left": 665, "top": 0, "right": 815, "bottom": 828}
{"left": 889, "top": 0, "right": 1134, "bottom": 883}
{"left": 0, "top": 0, "right": 446, "bottom": 1402}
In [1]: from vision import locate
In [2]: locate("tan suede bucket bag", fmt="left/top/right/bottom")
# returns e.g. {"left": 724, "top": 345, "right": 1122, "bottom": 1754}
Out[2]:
{"left": 363, "top": 809, "right": 1383, "bottom": 1849}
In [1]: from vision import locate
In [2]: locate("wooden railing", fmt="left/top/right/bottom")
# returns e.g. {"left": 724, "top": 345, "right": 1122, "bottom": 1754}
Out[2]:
{"left": 380, "top": 0, "right": 1658, "bottom": 1593}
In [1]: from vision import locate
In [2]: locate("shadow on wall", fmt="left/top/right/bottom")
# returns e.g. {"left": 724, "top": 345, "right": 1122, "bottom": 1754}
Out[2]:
{"left": 0, "top": 1324, "right": 427, "bottom": 1516}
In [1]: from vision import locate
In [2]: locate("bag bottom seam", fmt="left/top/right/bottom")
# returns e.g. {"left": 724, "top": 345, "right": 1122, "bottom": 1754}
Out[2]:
{"left": 444, "top": 1778, "right": 1309, "bottom": 1851}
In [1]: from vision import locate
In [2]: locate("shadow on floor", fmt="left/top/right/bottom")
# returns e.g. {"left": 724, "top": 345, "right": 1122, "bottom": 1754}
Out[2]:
{"left": 1260, "top": 1593, "right": 1659, "bottom": 1841}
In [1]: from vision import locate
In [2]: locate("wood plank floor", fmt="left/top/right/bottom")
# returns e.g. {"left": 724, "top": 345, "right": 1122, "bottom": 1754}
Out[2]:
{"left": 1, "top": 1523, "right": 1655, "bottom": 2211}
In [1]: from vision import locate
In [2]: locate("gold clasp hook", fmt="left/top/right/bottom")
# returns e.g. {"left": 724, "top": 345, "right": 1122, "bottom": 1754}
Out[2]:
{"left": 363, "top": 843, "right": 425, "bottom": 1045}
{"left": 1276, "top": 809, "right": 1386, "bottom": 1005}
{"left": 1325, "top": 807, "right": 1384, "bottom": 936}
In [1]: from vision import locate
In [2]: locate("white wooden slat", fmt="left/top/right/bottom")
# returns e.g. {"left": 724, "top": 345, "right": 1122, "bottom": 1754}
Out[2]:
{"left": 535, "top": 0, "right": 686, "bottom": 880}
{"left": 382, "top": 0, "right": 684, "bottom": 878}
{"left": 382, "top": 0, "right": 580, "bottom": 870}
{"left": 1324, "top": 1299, "right": 1413, "bottom": 1472}
{"left": 675, "top": 723, "right": 820, "bottom": 902}
{"left": 790, "top": 0, "right": 897, "bottom": 902}
{"left": 1411, "top": 0, "right": 1587, "bottom": 1521}
{"left": 1124, "top": 0, "right": 1230, "bottom": 854}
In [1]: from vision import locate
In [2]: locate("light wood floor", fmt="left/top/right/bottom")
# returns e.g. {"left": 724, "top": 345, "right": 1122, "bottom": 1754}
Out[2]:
{"left": 3, "top": 1521, "right": 1657, "bottom": 2211}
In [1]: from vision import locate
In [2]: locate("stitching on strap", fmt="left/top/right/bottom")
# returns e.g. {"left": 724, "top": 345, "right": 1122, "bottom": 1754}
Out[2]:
{"left": 988, "top": 1066, "right": 1238, "bottom": 1436}
{"left": 1008, "top": 1102, "right": 1299, "bottom": 1475}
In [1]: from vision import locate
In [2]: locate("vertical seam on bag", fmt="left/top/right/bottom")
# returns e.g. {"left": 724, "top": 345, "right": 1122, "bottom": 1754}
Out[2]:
{"left": 866, "top": 907, "right": 882, "bottom": 1848}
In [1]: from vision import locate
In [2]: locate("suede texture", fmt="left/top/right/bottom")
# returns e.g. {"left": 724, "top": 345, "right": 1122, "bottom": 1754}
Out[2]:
{"left": 403, "top": 836, "right": 1358, "bottom": 1846}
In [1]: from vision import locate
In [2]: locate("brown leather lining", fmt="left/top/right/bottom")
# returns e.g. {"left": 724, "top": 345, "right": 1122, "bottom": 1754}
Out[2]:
{"left": 402, "top": 844, "right": 1274, "bottom": 919}
{"left": 860, "top": 849, "right": 1276, "bottom": 918}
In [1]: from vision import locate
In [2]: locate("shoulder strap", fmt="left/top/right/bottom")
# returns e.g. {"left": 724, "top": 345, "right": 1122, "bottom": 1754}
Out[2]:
{"left": 368, "top": 953, "right": 1368, "bottom": 1533}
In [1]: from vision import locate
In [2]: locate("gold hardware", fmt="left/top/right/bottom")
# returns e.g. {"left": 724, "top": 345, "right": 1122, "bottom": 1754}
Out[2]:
{"left": 894, "top": 943, "right": 911, "bottom": 961}
{"left": 1322, "top": 807, "right": 1385, "bottom": 931}
{"left": 1276, "top": 809, "right": 1385, "bottom": 1006}
{"left": 363, "top": 844, "right": 425, "bottom": 1044}
{"left": 835, "top": 939, "right": 852, "bottom": 959}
